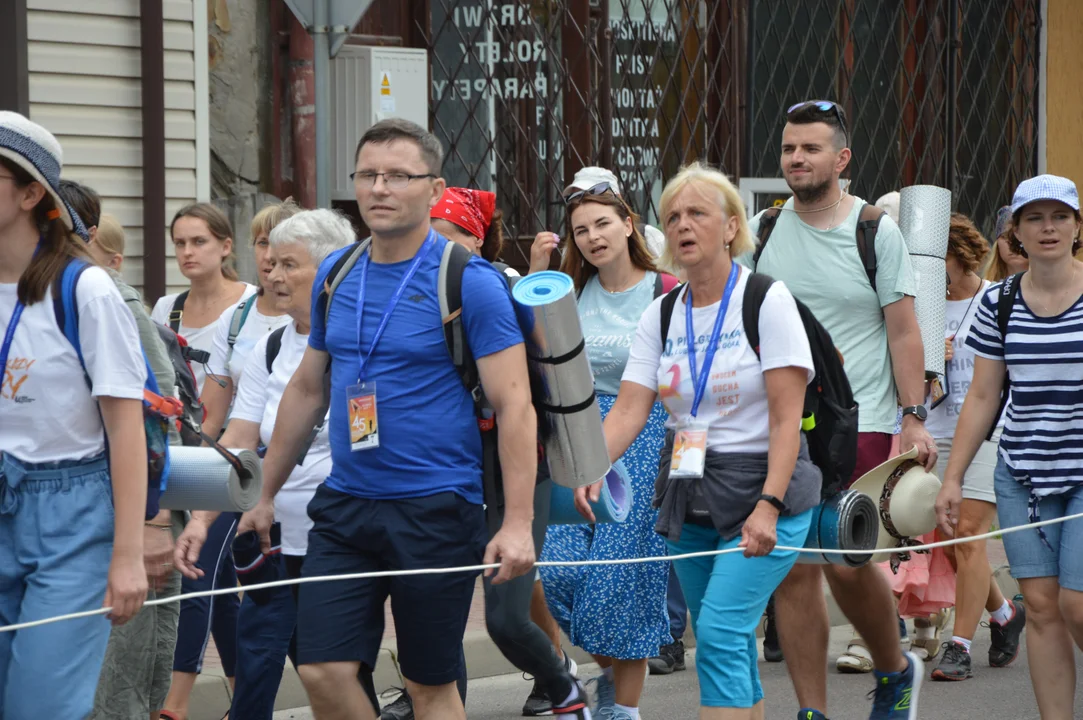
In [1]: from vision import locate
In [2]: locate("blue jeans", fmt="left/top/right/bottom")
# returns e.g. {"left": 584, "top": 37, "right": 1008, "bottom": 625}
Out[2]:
{"left": 173, "top": 512, "right": 239, "bottom": 675}
{"left": 666, "top": 509, "right": 813, "bottom": 708}
{"left": 230, "top": 555, "right": 303, "bottom": 720}
{"left": 666, "top": 564, "right": 688, "bottom": 641}
{"left": 0, "top": 453, "right": 115, "bottom": 718}
{"left": 995, "top": 457, "right": 1083, "bottom": 591}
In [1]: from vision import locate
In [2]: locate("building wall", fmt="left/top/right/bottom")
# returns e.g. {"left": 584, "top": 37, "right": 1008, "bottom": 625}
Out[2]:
{"left": 25, "top": 0, "right": 205, "bottom": 295}
{"left": 1043, "top": 0, "right": 1083, "bottom": 189}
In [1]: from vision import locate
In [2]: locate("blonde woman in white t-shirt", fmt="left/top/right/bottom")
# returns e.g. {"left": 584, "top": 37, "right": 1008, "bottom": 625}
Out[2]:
{"left": 199, "top": 200, "right": 298, "bottom": 442}
{"left": 150, "top": 203, "right": 253, "bottom": 720}
{"left": 0, "top": 112, "right": 148, "bottom": 717}
{"left": 586, "top": 162, "right": 820, "bottom": 719}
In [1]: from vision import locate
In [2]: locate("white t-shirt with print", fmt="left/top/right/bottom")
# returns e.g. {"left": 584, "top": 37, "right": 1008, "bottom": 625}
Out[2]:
{"left": 1, "top": 266, "right": 147, "bottom": 463}
{"left": 206, "top": 296, "right": 290, "bottom": 389}
{"left": 926, "top": 280, "right": 997, "bottom": 438}
{"left": 622, "top": 269, "right": 814, "bottom": 453}
{"left": 231, "top": 322, "right": 330, "bottom": 555}
{"left": 151, "top": 285, "right": 256, "bottom": 394}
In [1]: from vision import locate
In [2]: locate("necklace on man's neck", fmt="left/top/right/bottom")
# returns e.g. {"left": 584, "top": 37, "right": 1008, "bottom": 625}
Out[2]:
{"left": 788, "top": 192, "right": 847, "bottom": 231}
{"left": 790, "top": 193, "right": 845, "bottom": 214}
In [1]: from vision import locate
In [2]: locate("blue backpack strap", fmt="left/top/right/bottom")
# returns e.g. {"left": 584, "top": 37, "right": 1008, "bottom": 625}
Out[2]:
{"left": 53, "top": 257, "right": 93, "bottom": 385}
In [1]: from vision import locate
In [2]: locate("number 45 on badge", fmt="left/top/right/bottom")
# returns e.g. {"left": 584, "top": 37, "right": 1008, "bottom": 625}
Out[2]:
{"left": 347, "top": 382, "right": 379, "bottom": 451}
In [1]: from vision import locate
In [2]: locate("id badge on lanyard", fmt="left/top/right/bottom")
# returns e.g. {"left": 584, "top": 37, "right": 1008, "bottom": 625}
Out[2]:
{"left": 348, "top": 233, "right": 435, "bottom": 452}
{"left": 668, "top": 263, "right": 739, "bottom": 479}
{"left": 347, "top": 381, "right": 379, "bottom": 451}
{"left": 670, "top": 419, "right": 709, "bottom": 479}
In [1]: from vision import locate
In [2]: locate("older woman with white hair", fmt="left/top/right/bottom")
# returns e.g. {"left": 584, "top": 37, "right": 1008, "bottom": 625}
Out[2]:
{"left": 173, "top": 208, "right": 355, "bottom": 720}
{"left": 582, "top": 162, "right": 821, "bottom": 718}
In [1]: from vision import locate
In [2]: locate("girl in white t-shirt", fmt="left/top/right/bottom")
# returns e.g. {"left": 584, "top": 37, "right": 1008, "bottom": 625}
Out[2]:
{"left": 595, "top": 163, "right": 819, "bottom": 718}
{"left": 200, "top": 201, "right": 297, "bottom": 441}
{"left": 0, "top": 113, "right": 148, "bottom": 717}
{"left": 173, "top": 209, "right": 353, "bottom": 717}
{"left": 150, "top": 204, "right": 255, "bottom": 393}
{"left": 150, "top": 203, "right": 252, "bottom": 718}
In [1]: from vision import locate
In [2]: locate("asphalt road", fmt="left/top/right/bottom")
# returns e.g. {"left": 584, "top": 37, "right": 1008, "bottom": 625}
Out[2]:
{"left": 274, "top": 623, "right": 1080, "bottom": 719}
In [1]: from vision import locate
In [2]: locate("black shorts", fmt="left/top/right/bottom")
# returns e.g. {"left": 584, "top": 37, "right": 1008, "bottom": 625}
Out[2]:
{"left": 296, "top": 485, "right": 486, "bottom": 686}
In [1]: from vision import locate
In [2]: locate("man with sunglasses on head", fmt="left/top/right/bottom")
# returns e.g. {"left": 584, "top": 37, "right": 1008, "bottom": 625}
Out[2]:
{"left": 235, "top": 118, "right": 540, "bottom": 720}
{"left": 745, "top": 101, "right": 935, "bottom": 720}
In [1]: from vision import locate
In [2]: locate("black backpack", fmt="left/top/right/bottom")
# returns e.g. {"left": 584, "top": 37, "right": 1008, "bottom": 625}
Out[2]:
{"left": 753, "top": 203, "right": 885, "bottom": 290}
{"left": 989, "top": 273, "right": 1022, "bottom": 440}
{"left": 151, "top": 323, "right": 206, "bottom": 446}
{"left": 658, "top": 274, "right": 859, "bottom": 498}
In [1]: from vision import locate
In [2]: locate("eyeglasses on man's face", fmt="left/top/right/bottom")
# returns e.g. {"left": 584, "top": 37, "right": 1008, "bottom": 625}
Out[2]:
{"left": 350, "top": 170, "right": 436, "bottom": 189}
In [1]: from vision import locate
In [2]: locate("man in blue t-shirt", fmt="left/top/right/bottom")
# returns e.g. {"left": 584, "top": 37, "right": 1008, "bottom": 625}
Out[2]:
{"left": 235, "top": 119, "right": 537, "bottom": 720}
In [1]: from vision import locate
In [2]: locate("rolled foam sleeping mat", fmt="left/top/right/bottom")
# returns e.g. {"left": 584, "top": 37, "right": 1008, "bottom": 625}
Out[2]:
{"left": 796, "top": 490, "right": 879, "bottom": 567}
{"left": 159, "top": 446, "right": 262, "bottom": 512}
{"left": 513, "top": 271, "right": 609, "bottom": 490}
{"left": 548, "top": 459, "right": 634, "bottom": 525}
{"left": 898, "top": 185, "right": 951, "bottom": 377}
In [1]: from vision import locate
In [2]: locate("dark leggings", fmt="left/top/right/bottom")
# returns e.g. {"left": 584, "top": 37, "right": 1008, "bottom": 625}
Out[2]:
{"left": 477, "top": 478, "right": 571, "bottom": 700}
{"left": 173, "top": 513, "right": 239, "bottom": 675}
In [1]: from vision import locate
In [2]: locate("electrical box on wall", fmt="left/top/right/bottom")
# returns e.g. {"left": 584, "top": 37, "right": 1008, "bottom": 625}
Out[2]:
{"left": 330, "top": 46, "right": 430, "bottom": 202}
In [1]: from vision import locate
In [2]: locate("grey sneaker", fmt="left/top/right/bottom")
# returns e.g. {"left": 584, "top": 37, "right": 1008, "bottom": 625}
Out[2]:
{"left": 587, "top": 673, "right": 615, "bottom": 713}
{"left": 930, "top": 641, "right": 972, "bottom": 681}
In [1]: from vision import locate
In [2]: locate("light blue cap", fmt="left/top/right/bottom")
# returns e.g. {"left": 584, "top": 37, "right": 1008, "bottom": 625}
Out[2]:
{"left": 1011, "top": 174, "right": 1080, "bottom": 214}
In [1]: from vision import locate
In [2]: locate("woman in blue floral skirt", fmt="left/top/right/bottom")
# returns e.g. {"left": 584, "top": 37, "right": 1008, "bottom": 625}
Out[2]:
{"left": 528, "top": 169, "right": 677, "bottom": 720}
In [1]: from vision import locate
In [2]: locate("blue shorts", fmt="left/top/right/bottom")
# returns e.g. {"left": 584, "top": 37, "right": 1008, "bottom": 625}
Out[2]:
{"left": 994, "top": 457, "right": 1083, "bottom": 591}
{"left": 296, "top": 486, "right": 486, "bottom": 686}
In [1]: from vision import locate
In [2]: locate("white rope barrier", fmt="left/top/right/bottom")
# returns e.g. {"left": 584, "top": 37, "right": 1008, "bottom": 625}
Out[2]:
{"left": 3, "top": 510, "right": 1081, "bottom": 635}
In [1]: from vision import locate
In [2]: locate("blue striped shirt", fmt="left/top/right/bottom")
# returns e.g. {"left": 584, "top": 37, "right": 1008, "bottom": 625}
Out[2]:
{"left": 966, "top": 283, "right": 1083, "bottom": 496}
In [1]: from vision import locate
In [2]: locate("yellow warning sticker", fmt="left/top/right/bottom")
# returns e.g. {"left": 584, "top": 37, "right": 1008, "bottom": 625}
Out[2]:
{"left": 380, "top": 71, "right": 391, "bottom": 96}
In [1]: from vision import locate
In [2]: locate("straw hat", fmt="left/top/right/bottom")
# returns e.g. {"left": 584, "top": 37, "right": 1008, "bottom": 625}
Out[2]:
{"left": 850, "top": 447, "right": 941, "bottom": 563}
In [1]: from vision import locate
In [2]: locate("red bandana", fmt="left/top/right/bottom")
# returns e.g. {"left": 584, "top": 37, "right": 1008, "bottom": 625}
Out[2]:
{"left": 431, "top": 187, "right": 496, "bottom": 240}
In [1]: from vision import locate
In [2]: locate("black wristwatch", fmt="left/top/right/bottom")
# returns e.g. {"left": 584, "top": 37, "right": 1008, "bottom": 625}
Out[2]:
{"left": 758, "top": 493, "right": 786, "bottom": 513}
{"left": 901, "top": 405, "right": 928, "bottom": 422}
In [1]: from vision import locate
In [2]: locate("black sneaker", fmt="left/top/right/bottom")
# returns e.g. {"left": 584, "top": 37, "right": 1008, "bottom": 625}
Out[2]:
{"left": 763, "top": 600, "right": 783, "bottom": 663}
{"left": 988, "top": 599, "right": 1026, "bottom": 668}
{"left": 647, "top": 638, "right": 686, "bottom": 675}
{"left": 522, "top": 653, "right": 579, "bottom": 716}
{"left": 551, "top": 677, "right": 592, "bottom": 718}
{"left": 930, "top": 641, "right": 972, "bottom": 681}
{"left": 522, "top": 678, "right": 553, "bottom": 717}
{"left": 379, "top": 687, "right": 414, "bottom": 720}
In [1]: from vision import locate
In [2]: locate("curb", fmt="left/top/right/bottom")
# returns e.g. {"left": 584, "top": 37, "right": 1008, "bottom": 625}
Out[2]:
{"left": 188, "top": 565, "right": 1021, "bottom": 718}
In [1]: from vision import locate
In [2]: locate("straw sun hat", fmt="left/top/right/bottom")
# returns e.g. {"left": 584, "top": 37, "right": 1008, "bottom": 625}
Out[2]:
{"left": 850, "top": 447, "right": 942, "bottom": 565}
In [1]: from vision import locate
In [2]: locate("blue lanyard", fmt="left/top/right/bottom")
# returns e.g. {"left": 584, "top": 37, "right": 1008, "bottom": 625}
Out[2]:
{"left": 0, "top": 302, "right": 25, "bottom": 393}
{"left": 356, "top": 233, "right": 436, "bottom": 383}
{"left": 685, "top": 262, "right": 740, "bottom": 418}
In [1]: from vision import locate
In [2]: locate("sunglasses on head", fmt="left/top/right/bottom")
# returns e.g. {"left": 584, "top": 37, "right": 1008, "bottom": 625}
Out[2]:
{"left": 563, "top": 181, "right": 618, "bottom": 204}
{"left": 787, "top": 100, "right": 848, "bottom": 135}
